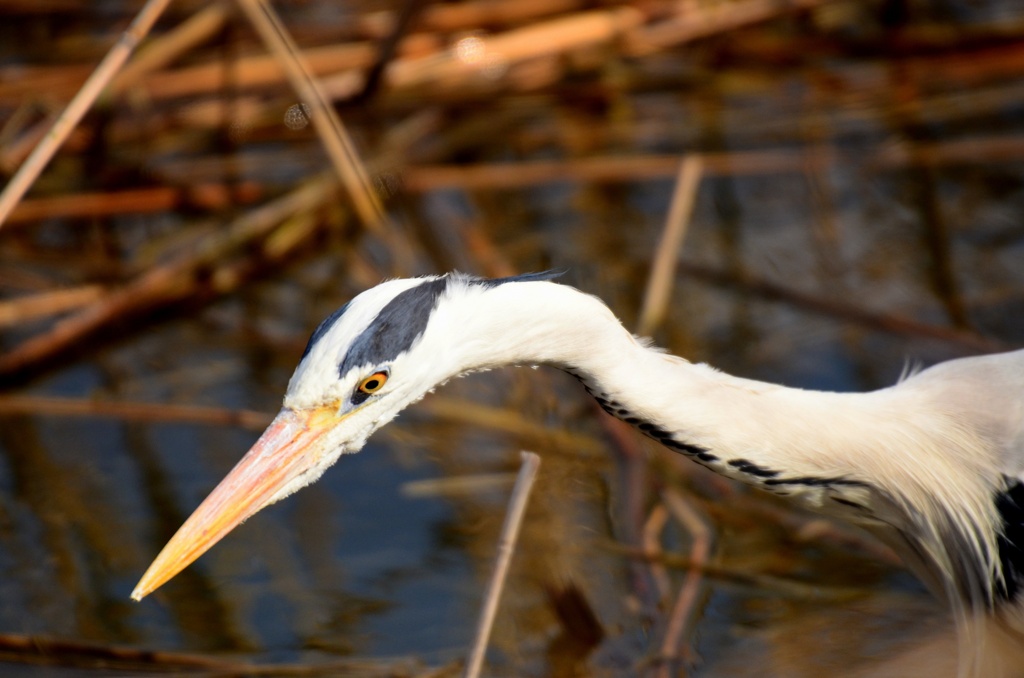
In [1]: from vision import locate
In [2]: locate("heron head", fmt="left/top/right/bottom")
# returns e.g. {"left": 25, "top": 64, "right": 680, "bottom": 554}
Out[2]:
{"left": 132, "top": 272, "right": 561, "bottom": 600}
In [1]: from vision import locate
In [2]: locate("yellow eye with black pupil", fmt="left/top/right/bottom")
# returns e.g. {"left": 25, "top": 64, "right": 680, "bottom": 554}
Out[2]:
{"left": 358, "top": 372, "right": 388, "bottom": 394}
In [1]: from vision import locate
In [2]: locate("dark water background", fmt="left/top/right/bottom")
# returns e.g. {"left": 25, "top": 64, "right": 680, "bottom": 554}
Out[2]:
{"left": 2, "top": 0, "right": 1024, "bottom": 675}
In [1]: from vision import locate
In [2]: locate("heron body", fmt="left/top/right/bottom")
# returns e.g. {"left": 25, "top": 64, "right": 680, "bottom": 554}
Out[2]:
{"left": 132, "top": 272, "right": 1024, "bottom": 669}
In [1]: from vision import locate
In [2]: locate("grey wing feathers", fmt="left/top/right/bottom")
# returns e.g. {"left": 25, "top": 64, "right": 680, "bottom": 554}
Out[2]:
{"left": 905, "top": 349, "right": 1024, "bottom": 479}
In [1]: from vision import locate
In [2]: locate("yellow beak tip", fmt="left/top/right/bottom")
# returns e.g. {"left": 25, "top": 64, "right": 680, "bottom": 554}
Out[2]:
{"left": 130, "top": 406, "right": 341, "bottom": 603}
{"left": 131, "top": 578, "right": 155, "bottom": 601}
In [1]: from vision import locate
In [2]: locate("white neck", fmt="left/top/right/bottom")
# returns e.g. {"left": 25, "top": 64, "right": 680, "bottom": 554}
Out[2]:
{"left": 450, "top": 281, "right": 885, "bottom": 488}
{"left": 436, "top": 280, "right": 1003, "bottom": 604}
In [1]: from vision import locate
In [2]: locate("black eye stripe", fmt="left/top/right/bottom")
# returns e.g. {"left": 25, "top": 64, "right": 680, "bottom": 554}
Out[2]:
{"left": 338, "top": 278, "right": 447, "bottom": 378}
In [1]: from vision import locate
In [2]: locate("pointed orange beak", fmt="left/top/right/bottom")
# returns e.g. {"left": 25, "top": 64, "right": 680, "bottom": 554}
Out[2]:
{"left": 131, "top": 404, "right": 344, "bottom": 601}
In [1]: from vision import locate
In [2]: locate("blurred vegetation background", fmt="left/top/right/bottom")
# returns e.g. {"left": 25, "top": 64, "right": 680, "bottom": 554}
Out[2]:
{"left": 1, "top": 0, "right": 1023, "bottom": 675}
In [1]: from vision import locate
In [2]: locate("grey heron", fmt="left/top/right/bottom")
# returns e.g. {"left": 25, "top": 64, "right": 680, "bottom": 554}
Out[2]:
{"left": 131, "top": 271, "right": 1024, "bottom": 670}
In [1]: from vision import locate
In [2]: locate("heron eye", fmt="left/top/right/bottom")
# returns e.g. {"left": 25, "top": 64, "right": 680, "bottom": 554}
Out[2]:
{"left": 358, "top": 371, "right": 388, "bottom": 395}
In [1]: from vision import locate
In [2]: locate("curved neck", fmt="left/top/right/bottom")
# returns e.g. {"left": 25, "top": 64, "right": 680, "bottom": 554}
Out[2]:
{"left": 453, "top": 281, "right": 851, "bottom": 484}
{"left": 443, "top": 281, "right": 1003, "bottom": 607}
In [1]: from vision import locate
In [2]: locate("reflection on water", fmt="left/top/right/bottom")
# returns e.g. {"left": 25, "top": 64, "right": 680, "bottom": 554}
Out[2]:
{"left": 2, "top": 0, "right": 1024, "bottom": 675}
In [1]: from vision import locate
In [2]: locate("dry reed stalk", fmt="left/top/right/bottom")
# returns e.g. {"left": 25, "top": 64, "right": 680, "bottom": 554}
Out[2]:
{"left": 0, "top": 102, "right": 36, "bottom": 145}
{"left": 236, "top": 0, "right": 386, "bottom": 233}
{"left": 604, "top": 541, "right": 866, "bottom": 601}
{"left": 677, "top": 261, "right": 1009, "bottom": 353}
{"left": 354, "top": 0, "right": 428, "bottom": 103}
{"left": 0, "top": 633, "right": 248, "bottom": 673}
{"left": 401, "top": 152, "right": 797, "bottom": 191}
{"left": 402, "top": 132, "right": 1024, "bottom": 191}
{"left": 1, "top": 122, "right": 90, "bottom": 174}
{"left": 4, "top": 183, "right": 265, "bottom": 225}
{"left": 401, "top": 472, "right": 519, "bottom": 498}
{"left": 413, "top": 0, "right": 586, "bottom": 34}
{"left": 6, "top": 187, "right": 175, "bottom": 223}
{"left": 4, "top": 182, "right": 268, "bottom": 224}
{"left": 0, "top": 631, "right": 419, "bottom": 675}
{"left": 170, "top": 94, "right": 268, "bottom": 130}
{"left": 0, "top": 287, "right": 106, "bottom": 328}
{"left": 638, "top": 155, "right": 703, "bottom": 337}
{"left": 657, "top": 489, "right": 712, "bottom": 676}
{"left": 0, "top": 395, "right": 272, "bottom": 430}
{"left": 643, "top": 503, "right": 673, "bottom": 600}
{"left": 0, "top": 34, "right": 440, "bottom": 103}
{"left": 630, "top": 0, "right": 840, "bottom": 55}
{"left": 0, "top": 120, "right": 45, "bottom": 174}
{"left": 0, "top": 64, "right": 94, "bottom": 104}
{"left": 0, "top": 176, "right": 332, "bottom": 378}
{"left": 108, "top": 3, "right": 231, "bottom": 96}
{"left": 419, "top": 397, "right": 604, "bottom": 456}
{"left": 0, "top": 0, "right": 174, "bottom": 229}
{"left": 906, "top": 40, "right": 1024, "bottom": 87}
{"left": 131, "top": 41, "right": 379, "bottom": 100}
{"left": 388, "top": 7, "right": 644, "bottom": 89}
{"left": 591, "top": 412, "right": 657, "bottom": 607}
{"left": 103, "top": 1, "right": 606, "bottom": 103}
{"left": 464, "top": 451, "right": 541, "bottom": 678}
{"left": 720, "top": 489, "right": 905, "bottom": 567}
{"left": 867, "top": 134, "right": 1024, "bottom": 169}
{"left": 0, "top": 102, "right": 46, "bottom": 172}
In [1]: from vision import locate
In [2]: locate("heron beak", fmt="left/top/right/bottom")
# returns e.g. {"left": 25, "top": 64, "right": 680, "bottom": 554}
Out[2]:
{"left": 131, "top": 404, "right": 344, "bottom": 601}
